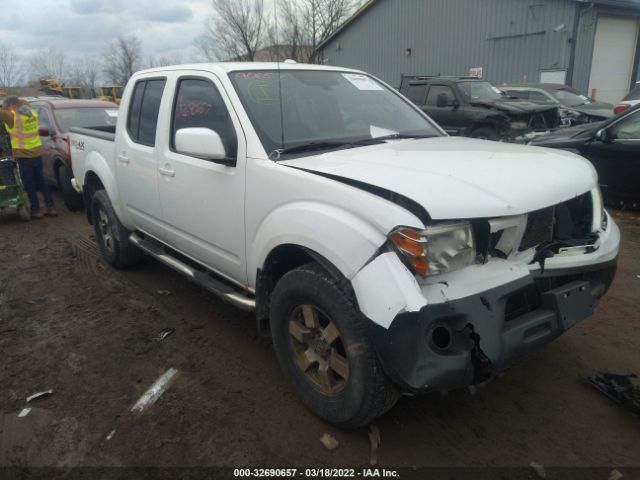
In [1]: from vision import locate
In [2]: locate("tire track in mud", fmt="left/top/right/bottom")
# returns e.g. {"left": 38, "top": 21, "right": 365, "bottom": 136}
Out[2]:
{"left": 67, "top": 234, "right": 103, "bottom": 276}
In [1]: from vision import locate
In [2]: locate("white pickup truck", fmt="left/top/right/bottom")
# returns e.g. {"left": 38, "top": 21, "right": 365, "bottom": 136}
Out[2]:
{"left": 70, "top": 62, "right": 620, "bottom": 427}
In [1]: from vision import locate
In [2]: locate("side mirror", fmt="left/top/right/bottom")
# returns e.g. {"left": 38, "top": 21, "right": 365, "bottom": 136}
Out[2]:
{"left": 595, "top": 128, "right": 610, "bottom": 143}
{"left": 175, "top": 127, "right": 235, "bottom": 166}
{"left": 38, "top": 126, "right": 50, "bottom": 137}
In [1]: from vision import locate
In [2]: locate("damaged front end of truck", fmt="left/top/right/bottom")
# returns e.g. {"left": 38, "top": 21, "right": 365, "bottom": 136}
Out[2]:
{"left": 352, "top": 188, "right": 619, "bottom": 394}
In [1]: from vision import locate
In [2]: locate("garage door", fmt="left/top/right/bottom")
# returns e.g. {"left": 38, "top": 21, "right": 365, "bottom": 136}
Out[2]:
{"left": 588, "top": 16, "right": 639, "bottom": 104}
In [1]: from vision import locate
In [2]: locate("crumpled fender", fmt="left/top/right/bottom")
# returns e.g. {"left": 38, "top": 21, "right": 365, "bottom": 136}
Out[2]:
{"left": 351, "top": 252, "right": 427, "bottom": 329}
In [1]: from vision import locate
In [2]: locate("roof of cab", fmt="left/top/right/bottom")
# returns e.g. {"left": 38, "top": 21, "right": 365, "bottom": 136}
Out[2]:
{"left": 135, "top": 62, "right": 365, "bottom": 76}
{"left": 29, "top": 98, "right": 119, "bottom": 109}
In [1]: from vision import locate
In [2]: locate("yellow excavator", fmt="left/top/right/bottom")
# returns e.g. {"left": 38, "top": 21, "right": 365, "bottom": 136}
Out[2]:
{"left": 38, "top": 78, "right": 83, "bottom": 99}
{"left": 96, "top": 85, "right": 123, "bottom": 104}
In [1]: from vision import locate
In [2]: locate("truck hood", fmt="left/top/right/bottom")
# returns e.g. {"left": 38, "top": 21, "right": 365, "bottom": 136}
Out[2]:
{"left": 281, "top": 137, "right": 596, "bottom": 221}
{"left": 573, "top": 101, "right": 614, "bottom": 119}
{"left": 471, "top": 98, "right": 558, "bottom": 115}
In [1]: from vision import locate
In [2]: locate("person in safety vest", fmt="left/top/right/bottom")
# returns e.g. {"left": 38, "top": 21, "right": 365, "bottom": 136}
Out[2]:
{"left": 0, "top": 96, "right": 57, "bottom": 219}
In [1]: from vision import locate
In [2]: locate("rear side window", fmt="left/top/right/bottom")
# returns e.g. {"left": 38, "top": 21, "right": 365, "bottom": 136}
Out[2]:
{"left": 405, "top": 83, "right": 428, "bottom": 104}
{"left": 426, "top": 85, "right": 455, "bottom": 106}
{"left": 127, "top": 79, "right": 166, "bottom": 146}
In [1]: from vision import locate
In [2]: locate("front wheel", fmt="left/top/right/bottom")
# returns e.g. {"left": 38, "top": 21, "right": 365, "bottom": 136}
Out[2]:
{"left": 270, "top": 263, "right": 397, "bottom": 428}
{"left": 90, "top": 190, "right": 142, "bottom": 268}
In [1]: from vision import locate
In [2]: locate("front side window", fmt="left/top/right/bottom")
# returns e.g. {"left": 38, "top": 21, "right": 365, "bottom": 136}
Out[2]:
{"left": 609, "top": 109, "right": 640, "bottom": 140}
{"left": 229, "top": 70, "right": 440, "bottom": 156}
{"left": 171, "top": 78, "right": 237, "bottom": 158}
{"left": 127, "top": 79, "right": 166, "bottom": 146}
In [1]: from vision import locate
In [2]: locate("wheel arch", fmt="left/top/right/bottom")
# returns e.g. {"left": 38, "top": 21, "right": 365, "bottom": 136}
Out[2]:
{"left": 80, "top": 152, "right": 132, "bottom": 229}
{"left": 255, "top": 243, "right": 360, "bottom": 335}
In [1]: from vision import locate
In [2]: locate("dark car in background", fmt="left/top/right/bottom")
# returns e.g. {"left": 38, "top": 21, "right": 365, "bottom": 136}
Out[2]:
{"left": 502, "top": 83, "right": 613, "bottom": 126}
{"left": 399, "top": 76, "right": 560, "bottom": 142}
{"left": 531, "top": 103, "right": 640, "bottom": 208}
{"left": 29, "top": 98, "right": 118, "bottom": 210}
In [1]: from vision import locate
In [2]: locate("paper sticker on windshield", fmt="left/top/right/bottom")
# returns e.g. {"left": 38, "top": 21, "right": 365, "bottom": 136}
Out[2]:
{"left": 342, "top": 73, "right": 384, "bottom": 91}
{"left": 105, "top": 110, "right": 118, "bottom": 117}
{"left": 491, "top": 86, "right": 503, "bottom": 94}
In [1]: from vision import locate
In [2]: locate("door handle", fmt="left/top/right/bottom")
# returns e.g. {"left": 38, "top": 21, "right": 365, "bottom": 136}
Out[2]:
{"left": 117, "top": 153, "right": 129, "bottom": 164}
{"left": 159, "top": 166, "right": 175, "bottom": 178}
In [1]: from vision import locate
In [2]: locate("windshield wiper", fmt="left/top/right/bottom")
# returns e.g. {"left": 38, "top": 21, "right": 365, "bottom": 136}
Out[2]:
{"left": 373, "top": 133, "right": 436, "bottom": 141}
{"left": 270, "top": 138, "right": 388, "bottom": 159}
{"left": 269, "top": 134, "right": 435, "bottom": 160}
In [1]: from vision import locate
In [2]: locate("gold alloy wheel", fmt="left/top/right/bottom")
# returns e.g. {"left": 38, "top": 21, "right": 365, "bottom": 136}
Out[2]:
{"left": 288, "top": 304, "right": 350, "bottom": 395}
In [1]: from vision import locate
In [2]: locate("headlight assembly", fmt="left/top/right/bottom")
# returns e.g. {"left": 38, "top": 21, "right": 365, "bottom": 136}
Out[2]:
{"left": 389, "top": 222, "right": 475, "bottom": 277}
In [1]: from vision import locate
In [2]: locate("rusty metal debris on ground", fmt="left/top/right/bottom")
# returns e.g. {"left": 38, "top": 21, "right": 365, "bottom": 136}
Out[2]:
{"left": 26, "top": 390, "right": 53, "bottom": 403}
{"left": 529, "top": 461, "right": 546, "bottom": 479}
{"left": 319, "top": 433, "right": 339, "bottom": 451}
{"left": 609, "top": 469, "right": 624, "bottom": 480}
{"left": 130, "top": 368, "right": 179, "bottom": 415}
{"left": 587, "top": 372, "right": 640, "bottom": 415}
{"left": 368, "top": 423, "right": 381, "bottom": 466}
{"left": 157, "top": 328, "right": 175, "bottom": 342}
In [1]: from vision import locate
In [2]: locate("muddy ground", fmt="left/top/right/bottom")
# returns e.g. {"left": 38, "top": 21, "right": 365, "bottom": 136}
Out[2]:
{"left": 0, "top": 193, "right": 638, "bottom": 477}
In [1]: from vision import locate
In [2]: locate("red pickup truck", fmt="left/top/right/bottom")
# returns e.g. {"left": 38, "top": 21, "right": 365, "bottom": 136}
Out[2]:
{"left": 29, "top": 98, "right": 118, "bottom": 210}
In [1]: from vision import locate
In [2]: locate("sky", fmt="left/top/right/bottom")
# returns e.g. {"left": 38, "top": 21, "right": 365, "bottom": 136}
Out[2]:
{"left": 0, "top": 0, "right": 226, "bottom": 63}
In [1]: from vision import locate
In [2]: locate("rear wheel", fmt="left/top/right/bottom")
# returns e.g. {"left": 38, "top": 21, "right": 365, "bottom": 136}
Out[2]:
{"left": 270, "top": 263, "right": 397, "bottom": 428}
{"left": 470, "top": 127, "right": 499, "bottom": 141}
{"left": 90, "top": 190, "right": 142, "bottom": 268}
{"left": 58, "top": 164, "right": 84, "bottom": 211}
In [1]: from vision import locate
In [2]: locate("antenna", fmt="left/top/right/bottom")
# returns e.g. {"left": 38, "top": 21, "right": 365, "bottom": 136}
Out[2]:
{"left": 274, "top": 0, "right": 285, "bottom": 151}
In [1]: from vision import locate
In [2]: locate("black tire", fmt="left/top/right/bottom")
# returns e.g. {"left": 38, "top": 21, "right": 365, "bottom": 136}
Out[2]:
{"left": 90, "top": 190, "right": 142, "bottom": 268}
{"left": 470, "top": 127, "right": 499, "bottom": 141}
{"left": 270, "top": 263, "right": 397, "bottom": 428}
{"left": 58, "top": 164, "right": 84, "bottom": 211}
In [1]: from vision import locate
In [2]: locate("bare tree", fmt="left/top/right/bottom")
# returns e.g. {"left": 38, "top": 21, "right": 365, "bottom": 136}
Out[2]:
{"left": 276, "top": 0, "right": 355, "bottom": 63}
{"left": 199, "top": 0, "right": 265, "bottom": 61}
{"left": 103, "top": 35, "right": 142, "bottom": 85}
{"left": 146, "top": 52, "right": 183, "bottom": 69}
{"left": 0, "top": 42, "right": 20, "bottom": 92}
{"left": 27, "top": 48, "right": 66, "bottom": 82}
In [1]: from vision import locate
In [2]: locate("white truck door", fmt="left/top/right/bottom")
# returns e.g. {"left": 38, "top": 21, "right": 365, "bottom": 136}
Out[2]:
{"left": 115, "top": 77, "right": 167, "bottom": 237}
{"left": 156, "top": 73, "right": 247, "bottom": 283}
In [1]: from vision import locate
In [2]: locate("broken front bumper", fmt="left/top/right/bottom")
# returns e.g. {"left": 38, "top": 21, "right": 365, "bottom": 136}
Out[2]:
{"left": 368, "top": 257, "right": 618, "bottom": 393}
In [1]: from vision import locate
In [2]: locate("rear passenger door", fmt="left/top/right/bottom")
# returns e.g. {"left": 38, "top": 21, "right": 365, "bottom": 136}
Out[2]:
{"left": 156, "top": 73, "right": 247, "bottom": 283}
{"left": 115, "top": 77, "right": 167, "bottom": 237}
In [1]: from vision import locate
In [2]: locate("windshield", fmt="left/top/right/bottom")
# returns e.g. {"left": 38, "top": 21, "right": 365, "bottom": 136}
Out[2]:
{"left": 54, "top": 107, "right": 118, "bottom": 133}
{"left": 229, "top": 70, "right": 440, "bottom": 156}
{"left": 457, "top": 81, "right": 505, "bottom": 102}
{"left": 550, "top": 87, "right": 591, "bottom": 107}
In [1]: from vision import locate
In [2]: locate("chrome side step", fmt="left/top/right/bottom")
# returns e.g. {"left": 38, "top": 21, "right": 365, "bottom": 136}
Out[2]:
{"left": 129, "top": 233, "right": 255, "bottom": 312}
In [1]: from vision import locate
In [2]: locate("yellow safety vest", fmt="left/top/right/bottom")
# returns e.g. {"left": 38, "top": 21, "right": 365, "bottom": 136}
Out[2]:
{"left": 5, "top": 110, "right": 43, "bottom": 151}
